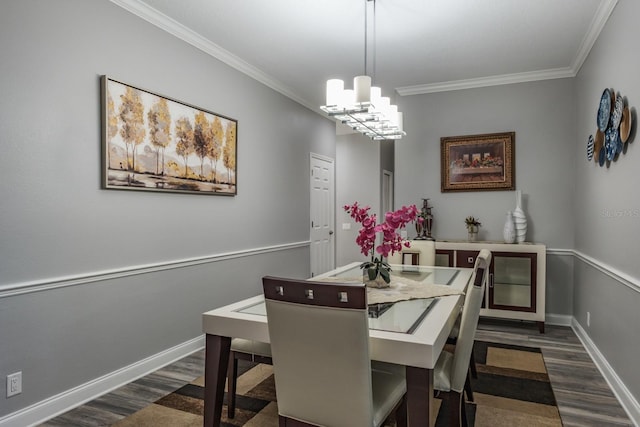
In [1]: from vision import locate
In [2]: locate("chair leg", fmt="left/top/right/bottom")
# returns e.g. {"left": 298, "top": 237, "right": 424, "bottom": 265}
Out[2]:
{"left": 461, "top": 392, "right": 468, "bottom": 427}
{"left": 464, "top": 369, "right": 474, "bottom": 403}
{"left": 395, "top": 395, "right": 407, "bottom": 427}
{"left": 470, "top": 347, "right": 478, "bottom": 379}
{"left": 448, "top": 391, "right": 462, "bottom": 427}
{"left": 226, "top": 352, "right": 238, "bottom": 418}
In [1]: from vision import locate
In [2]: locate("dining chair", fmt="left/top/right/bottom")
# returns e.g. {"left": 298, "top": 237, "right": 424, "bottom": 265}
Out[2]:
{"left": 387, "top": 240, "right": 436, "bottom": 266}
{"left": 434, "top": 249, "right": 491, "bottom": 427}
{"left": 262, "top": 275, "right": 407, "bottom": 427}
{"left": 226, "top": 338, "right": 272, "bottom": 418}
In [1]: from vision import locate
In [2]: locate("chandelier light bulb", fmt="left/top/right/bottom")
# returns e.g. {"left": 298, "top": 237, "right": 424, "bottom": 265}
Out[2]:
{"left": 342, "top": 89, "right": 355, "bottom": 107}
{"left": 354, "top": 76, "right": 372, "bottom": 104}
{"left": 326, "top": 79, "right": 344, "bottom": 107}
{"left": 370, "top": 86, "right": 382, "bottom": 106}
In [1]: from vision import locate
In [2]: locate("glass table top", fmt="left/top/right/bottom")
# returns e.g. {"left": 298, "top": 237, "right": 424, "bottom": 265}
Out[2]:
{"left": 235, "top": 264, "right": 462, "bottom": 334}
{"left": 236, "top": 298, "right": 437, "bottom": 334}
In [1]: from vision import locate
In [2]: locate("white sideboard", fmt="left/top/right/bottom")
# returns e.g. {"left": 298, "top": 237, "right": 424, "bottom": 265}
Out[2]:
{"left": 433, "top": 240, "right": 546, "bottom": 333}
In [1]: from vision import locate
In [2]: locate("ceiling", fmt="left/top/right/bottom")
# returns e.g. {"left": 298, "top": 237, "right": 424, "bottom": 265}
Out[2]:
{"left": 113, "top": 0, "right": 617, "bottom": 113}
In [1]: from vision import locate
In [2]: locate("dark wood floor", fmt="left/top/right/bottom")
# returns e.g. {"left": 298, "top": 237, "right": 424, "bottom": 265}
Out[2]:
{"left": 475, "top": 319, "right": 633, "bottom": 426}
{"left": 40, "top": 319, "right": 633, "bottom": 426}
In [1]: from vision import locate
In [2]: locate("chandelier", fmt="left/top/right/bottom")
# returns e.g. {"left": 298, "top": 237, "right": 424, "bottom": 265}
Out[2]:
{"left": 320, "top": 0, "right": 405, "bottom": 140}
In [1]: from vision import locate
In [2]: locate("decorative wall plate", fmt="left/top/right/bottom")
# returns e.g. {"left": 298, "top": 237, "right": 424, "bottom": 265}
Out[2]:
{"left": 616, "top": 131, "right": 624, "bottom": 154}
{"left": 620, "top": 106, "right": 632, "bottom": 143}
{"left": 587, "top": 135, "right": 594, "bottom": 161}
{"left": 594, "top": 129, "right": 604, "bottom": 162}
{"left": 597, "top": 88, "right": 612, "bottom": 132}
{"left": 611, "top": 92, "right": 624, "bottom": 129}
{"left": 598, "top": 144, "right": 606, "bottom": 166}
{"left": 605, "top": 127, "right": 617, "bottom": 161}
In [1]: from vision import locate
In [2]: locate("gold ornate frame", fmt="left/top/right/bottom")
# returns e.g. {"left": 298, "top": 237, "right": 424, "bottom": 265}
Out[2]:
{"left": 441, "top": 132, "right": 515, "bottom": 192}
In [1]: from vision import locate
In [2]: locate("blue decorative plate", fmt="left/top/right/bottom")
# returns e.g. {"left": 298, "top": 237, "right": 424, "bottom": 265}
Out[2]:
{"left": 605, "top": 127, "right": 617, "bottom": 161}
{"left": 611, "top": 92, "right": 624, "bottom": 129}
{"left": 598, "top": 144, "right": 606, "bottom": 166}
{"left": 587, "top": 135, "right": 594, "bottom": 161}
{"left": 616, "top": 131, "right": 624, "bottom": 155}
{"left": 597, "top": 88, "right": 612, "bottom": 132}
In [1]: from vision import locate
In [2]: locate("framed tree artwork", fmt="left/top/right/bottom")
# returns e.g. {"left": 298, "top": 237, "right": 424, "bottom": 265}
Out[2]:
{"left": 101, "top": 76, "right": 237, "bottom": 195}
{"left": 441, "top": 132, "right": 515, "bottom": 192}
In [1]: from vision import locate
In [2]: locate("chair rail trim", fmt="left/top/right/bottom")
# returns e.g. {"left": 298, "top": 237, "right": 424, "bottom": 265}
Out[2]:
{"left": 0, "top": 241, "right": 310, "bottom": 299}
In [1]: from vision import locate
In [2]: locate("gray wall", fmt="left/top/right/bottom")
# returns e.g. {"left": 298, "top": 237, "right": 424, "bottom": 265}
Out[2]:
{"left": 0, "top": 0, "right": 334, "bottom": 418}
{"left": 573, "top": 0, "right": 640, "bottom": 402}
{"left": 335, "top": 133, "right": 382, "bottom": 267}
{"left": 336, "top": 136, "right": 395, "bottom": 268}
{"left": 395, "top": 79, "right": 576, "bottom": 246}
{"left": 394, "top": 78, "right": 577, "bottom": 315}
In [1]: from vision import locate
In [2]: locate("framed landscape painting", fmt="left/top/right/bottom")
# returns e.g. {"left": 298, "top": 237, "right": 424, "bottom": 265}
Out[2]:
{"left": 441, "top": 132, "right": 515, "bottom": 192}
{"left": 101, "top": 76, "right": 237, "bottom": 195}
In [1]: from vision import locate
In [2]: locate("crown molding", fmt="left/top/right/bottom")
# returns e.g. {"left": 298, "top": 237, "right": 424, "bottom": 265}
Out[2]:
{"left": 396, "top": 67, "right": 575, "bottom": 96}
{"left": 571, "top": 0, "right": 618, "bottom": 74}
{"left": 109, "top": 0, "right": 316, "bottom": 112}
{"left": 397, "top": 0, "right": 619, "bottom": 96}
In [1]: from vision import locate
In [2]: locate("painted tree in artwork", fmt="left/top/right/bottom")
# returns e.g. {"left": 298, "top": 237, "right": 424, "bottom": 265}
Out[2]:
{"left": 223, "top": 121, "right": 236, "bottom": 185}
{"left": 208, "top": 116, "right": 224, "bottom": 183}
{"left": 193, "top": 112, "right": 212, "bottom": 179}
{"left": 147, "top": 97, "right": 172, "bottom": 175}
{"left": 106, "top": 93, "right": 119, "bottom": 169}
{"left": 118, "top": 87, "right": 146, "bottom": 171}
{"left": 175, "top": 117, "right": 194, "bottom": 178}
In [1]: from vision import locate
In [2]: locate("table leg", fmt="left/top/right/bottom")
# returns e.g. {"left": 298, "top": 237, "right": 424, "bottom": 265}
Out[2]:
{"left": 204, "top": 334, "right": 231, "bottom": 427}
{"left": 406, "top": 366, "right": 433, "bottom": 427}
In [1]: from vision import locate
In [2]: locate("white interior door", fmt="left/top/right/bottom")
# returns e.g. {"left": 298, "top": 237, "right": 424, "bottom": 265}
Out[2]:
{"left": 310, "top": 153, "right": 335, "bottom": 276}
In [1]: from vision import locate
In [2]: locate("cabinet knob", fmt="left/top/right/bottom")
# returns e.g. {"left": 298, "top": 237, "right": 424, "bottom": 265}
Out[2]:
{"left": 468, "top": 257, "right": 475, "bottom": 264}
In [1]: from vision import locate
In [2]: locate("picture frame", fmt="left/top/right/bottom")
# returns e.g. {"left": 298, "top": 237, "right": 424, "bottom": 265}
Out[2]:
{"left": 441, "top": 132, "right": 515, "bottom": 192}
{"left": 101, "top": 76, "right": 237, "bottom": 195}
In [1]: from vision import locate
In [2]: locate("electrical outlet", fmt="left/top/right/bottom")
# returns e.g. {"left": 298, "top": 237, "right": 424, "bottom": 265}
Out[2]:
{"left": 7, "top": 372, "right": 22, "bottom": 397}
{"left": 587, "top": 312, "right": 591, "bottom": 327}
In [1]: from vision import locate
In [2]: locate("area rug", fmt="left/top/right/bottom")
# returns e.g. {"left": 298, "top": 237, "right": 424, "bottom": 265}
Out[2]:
{"left": 114, "top": 341, "right": 561, "bottom": 426}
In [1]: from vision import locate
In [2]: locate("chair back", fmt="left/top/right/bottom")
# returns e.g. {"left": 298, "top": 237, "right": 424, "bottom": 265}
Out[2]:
{"left": 449, "top": 249, "right": 491, "bottom": 392}
{"left": 387, "top": 240, "right": 436, "bottom": 266}
{"left": 263, "top": 276, "right": 375, "bottom": 426}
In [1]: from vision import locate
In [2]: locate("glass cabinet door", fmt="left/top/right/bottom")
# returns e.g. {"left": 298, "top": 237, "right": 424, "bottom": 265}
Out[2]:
{"left": 435, "top": 249, "right": 454, "bottom": 267}
{"left": 489, "top": 252, "right": 536, "bottom": 312}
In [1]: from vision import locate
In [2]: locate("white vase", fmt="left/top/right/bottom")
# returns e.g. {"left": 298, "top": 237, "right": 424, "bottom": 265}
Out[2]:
{"left": 513, "top": 190, "right": 527, "bottom": 243}
{"left": 503, "top": 211, "right": 516, "bottom": 243}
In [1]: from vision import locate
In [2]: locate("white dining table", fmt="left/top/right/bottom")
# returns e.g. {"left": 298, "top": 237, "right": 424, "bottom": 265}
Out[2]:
{"left": 201, "top": 262, "right": 473, "bottom": 427}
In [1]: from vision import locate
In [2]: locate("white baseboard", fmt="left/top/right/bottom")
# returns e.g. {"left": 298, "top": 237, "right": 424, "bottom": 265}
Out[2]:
{"left": 545, "top": 313, "right": 573, "bottom": 326}
{"left": 572, "top": 319, "right": 640, "bottom": 427}
{"left": 0, "top": 336, "right": 205, "bottom": 427}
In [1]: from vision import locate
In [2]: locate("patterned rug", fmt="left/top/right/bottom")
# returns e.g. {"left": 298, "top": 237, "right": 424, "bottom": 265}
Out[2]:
{"left": 114, "top": 341, "right": 562, "bottom": 426}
